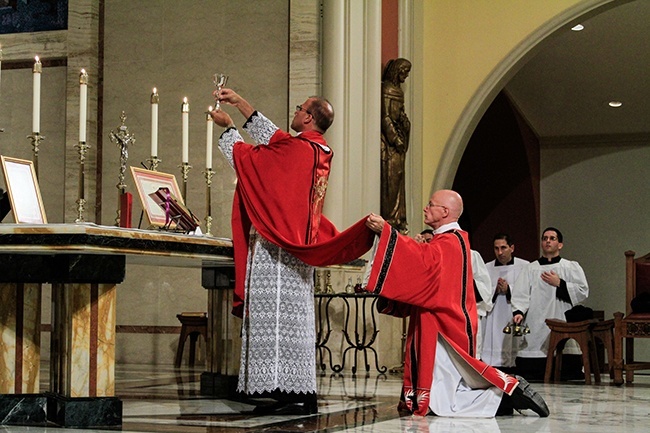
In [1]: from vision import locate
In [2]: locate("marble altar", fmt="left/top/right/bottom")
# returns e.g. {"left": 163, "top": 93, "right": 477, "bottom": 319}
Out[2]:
{"left": 0, "top": 223, "right": 234, "bottom": 427}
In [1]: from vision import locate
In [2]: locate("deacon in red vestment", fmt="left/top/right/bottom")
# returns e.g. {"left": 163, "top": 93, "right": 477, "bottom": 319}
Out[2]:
{"left": 364, "top": 190, "right": 550, "bottom": 418}
{"left": 211, "top": 89, "right": 374, "bottom": 415}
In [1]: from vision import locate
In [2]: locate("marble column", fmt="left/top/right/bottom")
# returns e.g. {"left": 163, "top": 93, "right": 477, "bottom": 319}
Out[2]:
{"left": 321, "top": 0, "right": 382, "bottom": 230}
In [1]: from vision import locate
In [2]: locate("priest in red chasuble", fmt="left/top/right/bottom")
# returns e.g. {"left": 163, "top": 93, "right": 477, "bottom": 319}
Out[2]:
{"left": 210, "top": 89, "right": 374, "bottom": 415}
{"left": 364, "top": 189, "right": 549, "bottom": 417}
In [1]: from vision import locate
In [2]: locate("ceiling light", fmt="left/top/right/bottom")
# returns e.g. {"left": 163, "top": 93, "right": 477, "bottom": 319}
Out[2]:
{"left": 571, "top": 24, "right": 584, "bottom": 31}
{"left": 608, "top": 101, "right": 623, "bottom": 107}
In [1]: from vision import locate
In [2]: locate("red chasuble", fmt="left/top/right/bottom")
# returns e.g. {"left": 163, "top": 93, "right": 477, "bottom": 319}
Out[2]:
{"left": 365, "top": 225, "right": 519, "bottom": 416}
{"left": 230, "top": 129, "right": 375, "bottom": 317}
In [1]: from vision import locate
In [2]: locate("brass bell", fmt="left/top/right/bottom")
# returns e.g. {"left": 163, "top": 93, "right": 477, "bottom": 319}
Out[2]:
{"left": 503, "top": 323, "right": 512, "bottom": 334}
{"left": 513, "top": 324, "right": 522, "bottom": 336}
{"left": 523, "top": 324, "right": 531, "bottom": 335}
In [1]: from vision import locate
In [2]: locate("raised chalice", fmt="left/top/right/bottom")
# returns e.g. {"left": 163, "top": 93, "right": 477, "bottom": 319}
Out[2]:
{"left": 212, "top": 73, "right": 229, "bottom": 110}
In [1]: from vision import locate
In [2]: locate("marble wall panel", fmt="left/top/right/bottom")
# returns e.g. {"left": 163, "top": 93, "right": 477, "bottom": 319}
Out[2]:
{"left": 96, "top": 284, "right": 116, "bottom": 397}
{"left": 21, "top": 283, "right": 41, "bottom": 393}
{"left": 0, "top": 283, "right": 18, "bottom": 394}
{"left": 70, "top": 283, "right": 91, "bottom": 397}
{"left": 0, "top": 283, "right": 42, "bottom": 394}
{"left": 289, "top": 0, "right": 321, "bottom": 117}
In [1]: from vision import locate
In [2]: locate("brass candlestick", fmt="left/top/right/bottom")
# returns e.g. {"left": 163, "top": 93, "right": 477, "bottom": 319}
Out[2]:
{"left": 109, "top": 112, "right": 135, "bottom": 225}
{"left": 179, "top": 162, "right": 191, "bottom": 203}
{"left": 27, "top": 132, "right": 45, "bottom": 178}
{"left": 146, "top": 155, "right": 162, "bottom": 171}
{"left": 204, "top": 168, "right": 215, "bottom": 236}
{"left": 74, "top": 140, "right": 90, "bottom": 222}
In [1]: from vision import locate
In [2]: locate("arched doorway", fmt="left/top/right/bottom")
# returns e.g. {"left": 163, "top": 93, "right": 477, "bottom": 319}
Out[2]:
{"left": 432, "top": 0, "right": 622, "bottom": 260}
{"left": 452, "top": 92, "right": 540, "bottom": 261}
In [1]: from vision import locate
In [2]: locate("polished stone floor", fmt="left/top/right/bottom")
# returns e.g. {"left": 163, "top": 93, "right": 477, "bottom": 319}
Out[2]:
{"left": 2, "top": 365, "right": 649, "bottom": 432}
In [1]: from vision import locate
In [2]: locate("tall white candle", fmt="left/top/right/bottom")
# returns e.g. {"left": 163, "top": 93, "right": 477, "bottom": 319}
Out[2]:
{"left": 206, "top": 106, "right": 213, "bottom": 169}
{"left": 33, "top": 56, "right": 42, "bottom": 133}
{"left": 182, "top": 97, "right": 189, "bottom": 163}
{"left": 79, "top": 69, "right": 88, "bottom": 142}
{"left": 151, "top": 88, "right": 159, "bottom": 157}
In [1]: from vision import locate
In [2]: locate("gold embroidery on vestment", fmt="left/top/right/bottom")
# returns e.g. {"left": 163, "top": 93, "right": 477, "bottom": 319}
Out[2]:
{"left": 313, "top": 176, "right": 328, "bottom": 204}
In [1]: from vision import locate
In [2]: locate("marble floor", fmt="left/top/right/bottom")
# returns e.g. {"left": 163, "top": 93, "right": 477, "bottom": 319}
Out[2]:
{"left": 2, "top": 365, "right": 649, "bottom": 433}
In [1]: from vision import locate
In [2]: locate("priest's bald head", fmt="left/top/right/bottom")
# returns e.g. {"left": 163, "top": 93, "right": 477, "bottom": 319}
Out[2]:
{"left": 423, "top": 189, "right": 464, "bottom": 230}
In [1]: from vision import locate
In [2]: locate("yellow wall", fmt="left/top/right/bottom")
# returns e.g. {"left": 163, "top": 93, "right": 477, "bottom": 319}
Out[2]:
{"left": 417, "top": 0, "right": 613, "bottom": 204}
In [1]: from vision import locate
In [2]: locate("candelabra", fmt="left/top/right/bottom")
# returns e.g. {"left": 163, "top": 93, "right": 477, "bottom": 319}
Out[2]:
{"left": 204, "top": 168, "right": 215, "bottom": 236}
{"left": 27, "top": 132, "right": 45, "bottom": 178}
{"left": 74, "top": 140, "right": 90, "bottom": 222}
{"left": 179, "top": 162, "right": 191, "bottom": 203}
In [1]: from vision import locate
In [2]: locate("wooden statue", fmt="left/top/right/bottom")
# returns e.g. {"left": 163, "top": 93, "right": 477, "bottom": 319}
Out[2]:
{"left": 381, "top": 58, "right": 411, "bottom": 234}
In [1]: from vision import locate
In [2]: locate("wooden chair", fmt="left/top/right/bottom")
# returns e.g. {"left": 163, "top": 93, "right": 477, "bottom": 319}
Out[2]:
{"left": 613, "top": 250, "right": 650, "bottom": 384}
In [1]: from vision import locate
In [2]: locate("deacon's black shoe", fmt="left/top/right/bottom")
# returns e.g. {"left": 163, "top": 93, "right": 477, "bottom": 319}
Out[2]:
{"left": 511, "top": 375, "right": 550, "bottom": 417}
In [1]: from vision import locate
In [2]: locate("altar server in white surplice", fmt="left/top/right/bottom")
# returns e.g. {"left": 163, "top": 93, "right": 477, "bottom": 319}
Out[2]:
{"left": 482, "top": 234, "right": 529, "bottom": 369}
{"left": 472, "top": 249, "right": 493, "bottom": 360}
{"left": 511, "top": 227, "right": 589, "bottom": 380}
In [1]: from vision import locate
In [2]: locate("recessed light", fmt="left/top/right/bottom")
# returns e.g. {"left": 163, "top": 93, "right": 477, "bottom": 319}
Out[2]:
{"left": 608, "top": 101, "right": 623, "bottom": 108}
{"left": 571, "top": 24, "right": 584, "bottom": 31}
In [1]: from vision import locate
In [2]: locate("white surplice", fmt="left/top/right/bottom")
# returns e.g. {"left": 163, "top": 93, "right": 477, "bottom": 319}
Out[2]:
{"left": 471, "top": 250, "right": 493, "bottom": 360}
{"left": 511, "top": 257, "right": 589, "bottom": 358}
{"left": 482, "top": 257, "right": 529, "bottom": 367}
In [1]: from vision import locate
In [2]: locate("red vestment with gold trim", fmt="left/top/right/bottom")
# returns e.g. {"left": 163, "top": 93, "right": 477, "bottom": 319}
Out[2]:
{"left": 365, "top": 225, "right": 519, "bottom": 416}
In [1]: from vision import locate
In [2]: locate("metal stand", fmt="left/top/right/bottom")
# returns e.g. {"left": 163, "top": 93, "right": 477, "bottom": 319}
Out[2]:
{"left": 28, "top": 132, "right": 45, "bottom": 178}
{"left": 204, "top": 168, "right": 215, "bottom": 236}
{"left": 179, "top": 162, "right": 191, "bottom": 203}
{"left": 74, "top": 141, "right": 90, "bottom": 222}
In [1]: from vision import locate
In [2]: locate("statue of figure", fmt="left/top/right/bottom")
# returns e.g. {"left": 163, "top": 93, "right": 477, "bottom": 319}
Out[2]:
{"left": 381, "top": 58, "right": 411, "bottom": 234}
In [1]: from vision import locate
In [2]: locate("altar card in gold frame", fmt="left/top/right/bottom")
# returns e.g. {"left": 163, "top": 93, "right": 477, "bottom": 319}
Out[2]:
{"left": 0, "top": 156, "right": 48, "bottom": 224}
{"left": 130, "top": 167, "right": 183, "bottom": 228}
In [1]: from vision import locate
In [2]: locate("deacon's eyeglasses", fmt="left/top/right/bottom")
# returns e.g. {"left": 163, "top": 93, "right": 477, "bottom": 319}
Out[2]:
{"left": 426, "top": 202, "right": 447, "bottom": 210}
